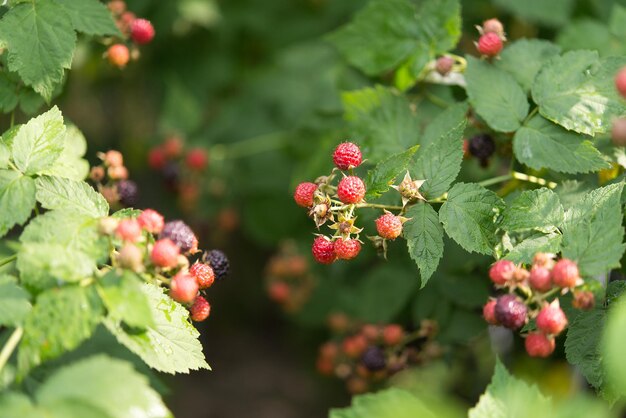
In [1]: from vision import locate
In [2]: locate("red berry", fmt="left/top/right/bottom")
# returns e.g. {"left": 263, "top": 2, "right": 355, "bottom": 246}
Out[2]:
{"left": 375, "top": 213, "right": 402, "bottom": 240}
{"left": 333, "top": 142, "right": 363, "bottom": 170}
{"left": 107, "top": 44, "right": 130, "bottom": 68}
{"left": 151, "top": 238, "right": 180, "bottom": 268}
{"left": 268, "top": 282, "right": 290, "bottom": 303}
{"left": 312, "top": 236, "right": 336, "bottom": 264}
{"left": 612, "top": 118, "right": 626, "bottom": 147}
{"left": 137, "top": 209, "right": 164, "bottom": 234}
{"left": 551, "top": 258, "right": 579, "bottom": 288}
{"left": 382, "top": 324, "right": 404, "bottom": 346}
{"left": 319, "top": 342, "right": 339, "bottom": 361}
{"left": 435, "top": 56, "right": 455, "bottom": 76}
{"left": 536, "top": 300, "right": 568, "bottom": 335}
{"left": 108, "top": 165, "right": 128, "bottom": 180}
{"left": 529, "top": 265, "right": 552, "bottom": 292}
{"left": 334, "top": 239, "right": 361, "bottom": 260}
{"left": 148, "top": 147, "right": 167, "bottom": 170}
{"left": 615, "top": 66, "right": 626, "bottom": 98}
{"left": 488, "top": 260, "right": 515, "bottom": 285}
{"left": 494, "top": 294, "right": 527, "bottom": 330}
{"left": 170, "top": 272, "right": 199, "bottom": 304}
{"left": 190, "top": 295, "right": 211, "bottom": 321}
{"left": 115, "top": 219, "right": 142, "bottom": 242}
{"left": 186, "top": 148, "right": 208, "bottom": 171}
{"left": 107, "top": 0, "right": 126, "bottom": 15}
{"left": 130, "top": 18, "right": 155, "bottom": 44}
{"left": 477, "top": 32, "right": 503, "bottom": 57}
{"left": 294, "top": 182, "right": 318, "bottom": 208}
{"left": 482, "top": 18, "right": 505, "bottom": 38}
{"left": 189, "top": 263, "right": 215, "bottom": 289}
{"left": 163, "top": 136, "right": 183, "bottom": 158}
{"left": 573, "top": 291, "right": 595, "bottom": 311}
{"left": 342, "top": 334, "right": 368, "bottom": 358}
{"left": 483, "top": 299, "right": 499, "bottom": 325}
{"left": 316, "top": 357, "right": 334, "bottom": 376}
{"left": 361, "top": 324, "right": 380, "bottom": 341}
{"left": 337, "top": 176, "right": 366, "bottom": 204}
{"left": 525, "top": 332, "right": 555, "bottom": 357}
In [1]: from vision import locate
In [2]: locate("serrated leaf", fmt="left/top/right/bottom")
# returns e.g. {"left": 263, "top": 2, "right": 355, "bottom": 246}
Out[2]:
{"left": 513, "top": 115, "right": 610, "bottom": 174}
{"left": 493, "top": 0, "right": 574, "bottom": 27}
{"left": 39, "top": 124, "right": 89, "bottom": 180}
{"left": 54, "top": 0, "right": 121, "bottom": 36}
{"left": 0, "top": 1, "right": 76, "bottom": 101}
{"left": 35, "top": 176, "right": 109, "bottom": 217}
{"left": 420, "top": 102, "right": 468, "bottom": 148}
{"left": 532, "top": 51, "right": 626, "bottom": 136}
{"left": 98, "top": 271, "right": 155, "bottom": 329}
{"left": 557, "top": 20, "right": 618, "bottom": 57}
{"left": 0, "top": 141, "right": 9, "bottom": 169}
{"left": 0, "top": 275, "right": 31, "bottom": 327}
{"left": 404, "top": 203, "right": 444, "bottom": 286}
{"left": 561, "top": 183, "right": 625, "bottom": 276}
{"left": 330, "top": 388, "right": 435, "bottom": 418}
{"left": 609, "top": 5, "right": 626, "bottom": 38}
{"left": 365, "top": 145, "right": 419, "bottom": 199}
{"left": 603, "top": 294, "right": 626, "bottom": 397}
{"left": 0, "top": 170, "right": 35, "bottom": 238}
{"left": 504, "top": 232, "right": 562, "bottom": 264}
{"left": 565, "top": 308, "right": 606, "bottom": 389}
{"left": 465, "top": 56, "right": 529, "bottom": 132}
{"left": 0, "top": 72, "right": 20, "bottom": 113}
{"left": 104, "top": 283, "right": 210, "bottom": 374}
{"left": 501, "top": 188, "right": 564, "bottom": 232}
{"left": 439, "top": 183, "right": 504, "bottom": 255}
{"left": 496, "top": 39, "right": 561, "bottom": 92}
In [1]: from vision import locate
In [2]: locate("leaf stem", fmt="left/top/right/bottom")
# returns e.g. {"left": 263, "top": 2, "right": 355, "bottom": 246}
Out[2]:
{"left": 0, "top": 254, "right": 16, "bottom": 268}
{"left": 0, "top": 327, "right": 23, "bottom": 374}
{"left": 330, "top": 202, "right": 404, "bottom": 212}
{"left": 523, "top": 107, "right": 539, "bottom": 125}
{"left": 9, "top": 111, "right": 14, "bottom": 129}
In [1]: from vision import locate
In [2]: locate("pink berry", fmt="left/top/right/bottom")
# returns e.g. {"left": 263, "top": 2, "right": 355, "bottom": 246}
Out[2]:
{"left": 186, "top": 148, "right": 208, "bottom": 171}
{"left": 190, "top": 296, "right": 211, "bottom": 321}
{"left": 337, "top": 176, "right": 366, "bottom": 204}
{"left": 435, "top": 56, "right": 455, "bottom": 76}
{"left": 333, "top": 142, "right": 363, "bottom": 170}
{"left": 612, "top": 118, "right": 626, "bottom": 147}
{"left": 189, "top": 262, "right": 215, "bottom": 289}
{"left": 375, "top": 213, "right": 403, "bottom": 240}
{"left": 483, "top": 299, "right": 499, "bottom": 325}
{"left": 482, "top": 18, "right": 505, "bottom": 38}
{"left": 130, "top": 18, "right": 155, "bottom": 44}
{"left": 525, "top": 332, "right": 555, "bottom": 357}
{"left": 151, "top": 238, "right": 180, "bottom": 268}
{"left": 115, "top": 219, "right": 142, "bottom": 242}
{"left": 551, "top": 258, "right": 579, "bottom": 288}
{"left": 615, "top": 66, "right": 626, "bottom": 98}
{"left": 312, "top": 236, "right": 336, "bottom": 264}
{"left": 488, "top": 260, "right": 515, "bottom": 285}
{"left": 294, "top": 182, "right": 318, "bottom": 208}
{"left": 477, "top": 32, "right": 503, "bottom": 57}
{"left": 170, "top": 272, "right": 199, "bottom": 304}
{"left": 117, "top": 243, "right": 143, "bottom": 272}
{"left": 268, "top": 282, "right": 290, "bottom": 303}
{"left": 536, "top": 300, "right": 568, "bottom": 335}
{"left": 529, "top": 266, "right": 552, "bottom": 292}
{"left": 137, "top": 209, "right": 164, "bottom": 234}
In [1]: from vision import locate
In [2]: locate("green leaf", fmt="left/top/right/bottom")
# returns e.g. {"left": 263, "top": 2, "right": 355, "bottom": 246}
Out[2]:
{"left": 465, "top": 56, "right": 529, "bottom": 132}
{"left": 0, "top": 170, "right": 35, "bottom": 238}
{"left": 557, "top": 20, "right": 617, "bottom": 57}
{"left": 104, "top": 283, "right": 210, "bottom": 374}
{"left": 420, "top": 102, "right": 468, "bottom": 148}
{"left": 11, "top": 107, "right": 65, "bottom": 175}
{"left": 18, "top": 286, "right": 103, "bottom": 374}
{"left": 404, "top": 203, "right": 444, "bottom": 286}
{"left": 603, "top": 294, "right": 626, "bottom": 396}
{"left": 504, "top": 232, "right": 562, "bottom": 264}
{"left": 35, "top": 176, "right": 109, "bottom": 217}
{"left": 532, "top": 51, "right": 626, "bottom": 136}
{"left": 0, "top": 141, "right": 9, "bottom": 169}
{"left": 39, "top": 124, "right": 89, "bottom": 181}
{"left": 98, "top": 271, "right": 155, "bottom": 329}
{"left": 501, "top": 188, "right": 564, "bottom": 232}
{"left": 492, "top": 0, "right": 574, "bottom": 27}
{"left": 54, "top": 0, "right": 121, "bottom": 36}
{"left": 0, "top": 1, "right": 76, "bottom": 101}
{"left": 513, "top": 115, "right": 610, "bottom": 174}
{"left": 561, "top": 183, "right": 625, "bottom": 276}
{"left": 609, "top": 5, "right": 626, "bottom": 39}
{"left": 365, "top": 145, "right": 419, "bottom": 199}
{"left": 496, "top": 39, "right": 561, "bottom": 93}
{"left": 330, "top": 388, "right": 435, "bottom": 418}
{"left": 0, "top": 275, "right": 31, "bottom": 327}
{"left": 0, "top": 72, "right": 20, "bottom": 113}
{"left": 565, "top": 308, "right": 606, "bottom": 389}
{"left": 439, "top": 183, "right": 504, "bottom": 255}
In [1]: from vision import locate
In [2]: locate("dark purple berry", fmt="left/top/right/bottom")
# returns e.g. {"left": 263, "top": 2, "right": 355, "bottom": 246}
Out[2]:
{"left": 202, "top": 249, "right": 230, "bottom": 281}
{"left": 160, "top": 220, "right": 196, "bottom": 253}
{"left": 361, "top": 346, "right": 386, "bottom": 371}
{"left": 117, "top": 180, "right": 139, "bottom": 206}
{"left": 468, "top": 134, "right": 496, "bottom": 167}
{"left": 494, "top": 295, "right": 527, "bottom": 330}
{"left": 161, "top": 162, "right": 180, "bottom": 190}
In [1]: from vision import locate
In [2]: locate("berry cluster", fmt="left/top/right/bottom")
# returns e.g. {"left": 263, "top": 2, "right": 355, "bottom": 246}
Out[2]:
{"left": 105, "top": 1, "right": 155, "bottom": 68}
{"left": 612, "top": 67, "right": 626, "bottom": 146}
{"left": 482, "top": 254, "right": 594, "bottom": 357}
{"left": 475, "top": 18, "right": 506, "bottom": 58}
{"left": 90, "top": 150, "right": 139, "bottom": 208}
{"left": 265, "top": 241, "right": 315, "bottom": 312}
{"left": 316, "top": 319, "right": 440, "bottom": 394}
{"left": 99, "top": 211, "right": 230, "bottom": 322}
{"left": 294, "top": 142, "right": 419, "bottom": 264}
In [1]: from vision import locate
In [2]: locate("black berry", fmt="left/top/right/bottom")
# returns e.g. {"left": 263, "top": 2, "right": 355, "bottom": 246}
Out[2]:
{"left": 117, "top": 180, "right": 139, "bottom": 206}
{"left": 361, "top": 346, "right": 386, "bottom": 371}
{"left": 203, "top": 249, "right": 230, "bottom": 281}
{"left": 160, "top": 220, "right": 196, "bottom": 253}
{"left": 468, "top": 134, "right": 496, "bottom": 167}
{"left": 494, "top": 294, "right": 527, "bottom": 330}
{"left": 161, "top": 162, "right": 180, "bottom": 190}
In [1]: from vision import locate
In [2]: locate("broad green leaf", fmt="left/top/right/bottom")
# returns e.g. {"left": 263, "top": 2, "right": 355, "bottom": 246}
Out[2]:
{"left": 493, "top": 0, "right": 574, "bottom": 27}
{"left": 504, "top": 232, "right": 562, "bottom": 264}
{"left": 0, "top": 141, "right": 9, "bottom": 169}
{"left": 420, "top": 102, "right": 468, "bottom": 148}
{"left": 609, "top": 5, "right": 626, "bottom": 38}
{"left": 0, "top": 275, "right": 31, "bottom": 326}
{"left": 532, "top": 51, "right": 626, "bottom": 136}
{"left": 35, "top": 176, "right": 109, "bottom": 217}
{"left": 561, "top": 183, "right": 625, "bottom": 276}
{"left": 18, "top": 286, "right": 103, "bottom": 374}
{"left": 439, "top": 183, "right": 505, "bottom": 255}
{"left": 501, "top": 188, "right": 564, "bottom": 232}
{"left": 365, "top": 145, "right": 419, "bottom": 199}
{"left": 557, "top": 20, "right": 617, "bottom": 57}
{"left": 0, "top": 1, "right": 76, "bottom": 100}
{"left": 0, "top": 170, "right": 35, "bottom": 237}
{"left": 39, "top": 124, "right": 89, "bottom": 180}
{"left": 98, "top": 271, "right": 155, "bottom": 329}
{"left": 104, "top": 283, "right": 210, "bottom": 374}
{"left": 496, "top": 39, "right": 561, "bottom": 92}
{"left": 404, "top": 203, "right": 444, "bottom": 286}
{"left": 565, "top": 308, "right": 606, "bottom": 389}
{"left": 513, "top": 115, "right": 610, "bottom": 174}
{"left": 54, "top": 0, "right": 121, "bottom": 36}
{"left": 465, "top": 56, "right": 529, "bottom": 132}
{"left": 0, "top": 72, "right": 20, "bottom": 113}
{"left": 11, "top": 106, "right": 65, "bottom": 175}
{"left": 330, "top": 388, "right": 436, "bottom": 418}
{"left": 603, "top": 294, "right": 626, "bottom": 396}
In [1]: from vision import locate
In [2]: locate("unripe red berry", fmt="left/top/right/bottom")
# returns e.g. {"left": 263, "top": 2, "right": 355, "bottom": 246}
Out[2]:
{"left": 190, "top": 295, "right": 211, "bottom": 321}
{"left": 137, "top": 209, "right": 164, "bottom": 234}
{"left": 163, "top": 136, "right": 183, "bottom": 158}
{"left": 130, "top": 18, "right": 155, "bottom": 44}
{"left": 107, "top": 44, "right": 130, "bottom": 68}
{"left": 382, "top": 324, "right": 404, "bottom": 346}
{"left": 333, "top": 142, "right": 363, "bottom": 170}
{"left": 327, "top": 312, "right": 350, "bottom": 333}
{"left": 189, "top": 262, "right": 215, "bottom": 289}
{"left": 107, "top": 0, "right": 126, "bottom": 15}
{"left": 536, "top": 300, "right": 568, "bottom": 335}
{"left": 117, "top": 243, "right": 144, "bottom": 272}
{"left": 312, "top": 236, "right": 336, "bottom": 264}
{"left": 346, "top": 377, "right": 368, "bottom": 394}
{"left": 268, "top": 281, "right": 290, "bottom": 303}
{"left": 170, "top": 272, "right": 199, "bottom": 304}
{"left": 342, "top": 334, "right": 368, "bottom": 358}
{"left": 573, "top": 290, "right": 595, "bottom": 311}
{"left": 435, "top": 56, "right": 455, "bottom": 76}
{"left": 533, "top": 252, "right": 555, "bottom": 269}
{"left": 494, "top": 294, "right": 527, "bottom": 329}
{"left": 108, "top": 165, "right": 128, "bottom": 180}
{"left": 529, "top": 266, "right": 552, "bottom": 292}
{"left": 319, "top": 342, "right": 339, "bottom": 361}
{"left": 361, "top": 324, "right": 380, "bottom": 341}
{"left": 482, "top": 18, "right": 505, "bottom": 38}
{"left": 337, "top": 176, "right": 366, "bottom": 204}
{"left": 98, "top": 217, "right": 119, "bottom": 235}
{"left": 186, "top": 148, "right": 208, "bottom": 171}
{"left": 525, "top": 332, "right": 555, "bottom": 357}
{"left": 551, "top": 258, "right": 579, "bottom": 288}
{"left": 151, "top": 238, "right": 180, "bottom": 268}
{"left": 90, "top": 166, "right": 105, "bottom": 182}
{"left": 488, "top": 259, "right": 515, "bottom": 285}
{"left": 375, "top": 213, "right": 403, "bottom": 240}
{"left": 316, "top": 357, "right": 334, "bottom": 376}
{"left": 117, "top": 11, "right": 135, "bottom": 34}
{"left": 115, "top": 219, "right": 142, "bottom": 242}
{"left": 477, "top": 32, "right": 503, "bottom": 57}
{"left": 612, "top": 118, "right": 626, "bottom": 147}
{"left": 148, "top": 147, "right": 167, "bottom": 170}
{"left": 334, "top": 238, "right": 361, "bottom": 260}
{"left": 615, "top": 66, "right": 626, "bottom": 98}
{"left": 483, "top": 299, "right": 499, "bottom": 325}
{"left": 294, "top": 182, "right": 318, "bottom": 208}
